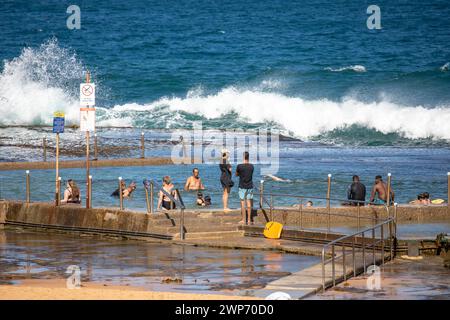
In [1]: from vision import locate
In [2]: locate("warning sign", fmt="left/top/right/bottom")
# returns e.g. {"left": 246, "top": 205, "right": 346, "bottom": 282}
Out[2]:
{"left": 80, "top": 107, "right": 96, "bottom": 132}
{"left": 80, "top": 83, "right": 95, "bottom": 106}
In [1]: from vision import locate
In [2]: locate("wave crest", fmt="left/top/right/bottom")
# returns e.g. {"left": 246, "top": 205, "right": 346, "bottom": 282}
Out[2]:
{"left": 324, "top": 65, "right": 366, "bottom": 72}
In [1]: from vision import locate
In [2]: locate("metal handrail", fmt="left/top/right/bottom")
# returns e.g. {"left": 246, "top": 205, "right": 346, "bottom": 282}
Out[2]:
{"left": 254, "top": 184, "right": 393, "bottom": 232}
{"left": 320, "top": 217, "right": 396, "bottom": 291}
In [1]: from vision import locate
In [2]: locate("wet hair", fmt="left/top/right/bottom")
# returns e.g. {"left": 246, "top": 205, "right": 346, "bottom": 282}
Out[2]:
{"left": 352, "top": 175, "right": 360, "bottom": 182}
{"left": 163, "top": 176, "right": 171, "bottom": 185}
{"left": 417, "top": 193, "right": 424, "bottom": 200}
{"left": 244, "top": 151, "right": 249, "bottom": 161}
{"left": 193, "top": 168, "right": 199, "bottom": 173}
{"left": 375, "top": 175, "right": 382, "bottom": 181}
{"left": 68, "top": 180, "right": 80, "bottom": 199}
{"left": 422, "top": 192, "right": 430, "bottom": 199}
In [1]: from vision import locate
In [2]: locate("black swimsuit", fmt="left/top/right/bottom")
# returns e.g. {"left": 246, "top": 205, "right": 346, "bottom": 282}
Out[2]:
{"left": 220, "top": 163, "right": 233, "bottom": 190}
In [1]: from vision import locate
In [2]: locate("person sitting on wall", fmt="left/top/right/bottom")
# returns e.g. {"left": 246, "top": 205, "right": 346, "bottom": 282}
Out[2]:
{"left": 369, "top": 175, "right": 394, "bottom": 205}
{"left": 344, "top": 175, "right": 366, "bottom": 206}
{"left": 61, "top": 179, "right": 81, "bottom": 204}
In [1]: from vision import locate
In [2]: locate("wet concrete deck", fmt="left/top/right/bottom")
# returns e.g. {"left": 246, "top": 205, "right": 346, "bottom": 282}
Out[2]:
{"left": 310, "top": 255, "right": 450, "bottom": 300}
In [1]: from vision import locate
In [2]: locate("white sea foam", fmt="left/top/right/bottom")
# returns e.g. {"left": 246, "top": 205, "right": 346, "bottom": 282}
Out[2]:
{"left": 0, "top": 38, "right": 82, "bottom": 125}
{"left": 324, "top": 65, "right": 367, "bottom": 72}
{"left": 104, "top": 87, "right": 450, "bottom": 140}
{"left": 440, "top": 62, "right": 449, "bottom": 72}
{"left": 1, "top": 40, "right": 449, "bottom": 141}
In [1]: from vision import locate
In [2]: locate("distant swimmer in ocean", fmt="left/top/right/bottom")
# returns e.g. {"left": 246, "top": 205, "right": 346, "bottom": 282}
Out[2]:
{"left": 265, "top": 174, "right": 291, "bottom": 182}
{"left": 369, "top": 175, "right": 394, "bottom": 205}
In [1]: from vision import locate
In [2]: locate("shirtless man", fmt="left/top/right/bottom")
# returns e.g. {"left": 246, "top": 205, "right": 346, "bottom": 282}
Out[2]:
{"left": 184, "top": 168, "right": 205, "bottom": 191}
{"left": 370, "top": 175, "right": 394, "bottom": 205}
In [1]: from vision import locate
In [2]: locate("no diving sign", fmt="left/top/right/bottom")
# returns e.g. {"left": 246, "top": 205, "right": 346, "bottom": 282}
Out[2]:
{"left": 80, "top": 83, "right": 95, "bottom": 106}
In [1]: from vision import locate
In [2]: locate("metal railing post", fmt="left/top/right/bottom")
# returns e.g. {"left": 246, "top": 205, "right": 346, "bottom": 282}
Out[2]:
{"left": 394, "top": 203, "right": 398, "bottom": 237}
{"left": 88, "top": 175, "right": 92, "bottom": 208}
{"left": 56, "top": 177, "right": 61, "bottom": 206}
{"left": 381, "top": 223, "right": 385, "bottom": 265}
{"left": 144, "top": 182, "right": 151, "bottom": 214}
{"left": 326, "top": 173, "right": 332, "bottom": 209}
{"left": 140, "top": 132, "right": 145, "bottom": 159}
{"left": 389, "top": 217, "right": 393, "bottom": 260}
{"left": 331, "top": 245, "right": 336, "bottom": 287}
{"left": 175, "top": 189, "right": 185, "bottom": 240}
{"left": 118, "top": 177, "right": 124, "bottom": 210}
{"left": 372, "top": 228, "right": 376, "bottom": 266}
{"left": 352, "top": 236, "right": 356, "bottom": 277}
{"left": 321, "top": 248, "right": 326, "bottom": 292}
{"left": 362, "top": 232, "right": 366, "bottom": 272}
{"left": 342, "top": 245, "right": 346, "bottom": 281}
{"left": 386, "top": 173, "right": 392, "bottom": 208}
{"left": 150, "top": 180, "right": 154, "bottom": 214}
{"left": 259, "top": 180, "right": 264, "bottom": 209}
{"left": 25, "top": 170, "right": 30, "bottom": 203}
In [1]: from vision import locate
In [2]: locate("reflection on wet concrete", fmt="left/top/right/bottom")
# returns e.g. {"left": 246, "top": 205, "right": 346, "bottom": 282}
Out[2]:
{"left": 330, "top": 221, "right": 450, "bottom": 239}
{"left": 311, "top": 255, "right": 450, "bottom": 300}
{"left": 0, "top": 228, "right": 319, "bottom": 296}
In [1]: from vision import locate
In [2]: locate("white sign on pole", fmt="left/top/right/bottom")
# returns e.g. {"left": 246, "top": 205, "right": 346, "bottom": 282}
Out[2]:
{"left": 79, "top": 83, "right": 95, "bottom": 106}
{"left": 80, "top": 107, "right": 96, "bottom": 132}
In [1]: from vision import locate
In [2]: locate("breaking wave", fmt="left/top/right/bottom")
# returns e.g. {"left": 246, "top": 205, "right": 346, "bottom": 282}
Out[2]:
{"left": 1, "top": 39, "right": 450, "bottom": 145}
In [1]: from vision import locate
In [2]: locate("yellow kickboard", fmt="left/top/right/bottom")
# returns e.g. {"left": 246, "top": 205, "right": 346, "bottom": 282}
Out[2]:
{"left": 263, "top": 221, "right": 283, "bottom": 239}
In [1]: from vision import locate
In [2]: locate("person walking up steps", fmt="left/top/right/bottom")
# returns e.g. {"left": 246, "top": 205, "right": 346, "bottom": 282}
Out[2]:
{"left": 236, "top": 151, "right": 254, "bottom": 225}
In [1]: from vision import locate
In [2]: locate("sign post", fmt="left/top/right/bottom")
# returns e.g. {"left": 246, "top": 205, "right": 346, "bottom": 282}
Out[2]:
{"left": 53, "top": 111, "right": 65, "bottom": 206}
{"left": 80, "top": 71, "right": 95, "bottom": 209}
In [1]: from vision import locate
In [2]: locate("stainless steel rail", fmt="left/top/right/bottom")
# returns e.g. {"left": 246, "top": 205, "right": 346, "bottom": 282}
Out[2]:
{"left": 320, "top": 216, "right": 396, "bottom": 291}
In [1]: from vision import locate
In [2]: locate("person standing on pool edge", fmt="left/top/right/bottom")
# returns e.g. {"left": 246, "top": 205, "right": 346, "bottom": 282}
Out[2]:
{"left": 236, "top": 151, "right": 254, "bottom": 225}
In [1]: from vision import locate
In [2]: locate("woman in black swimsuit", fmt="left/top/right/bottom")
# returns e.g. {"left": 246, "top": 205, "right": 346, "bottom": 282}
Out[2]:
{"left": 219, "top": 152, "right": 234, "bottom": 211}
{"left": 61, "top": 179, "right": 81, "bottom": 204}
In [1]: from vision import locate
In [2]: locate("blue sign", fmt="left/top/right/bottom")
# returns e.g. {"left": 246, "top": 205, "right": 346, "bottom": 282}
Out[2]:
{"left": 53, "top": 117, "right": 65, "bottom": 133}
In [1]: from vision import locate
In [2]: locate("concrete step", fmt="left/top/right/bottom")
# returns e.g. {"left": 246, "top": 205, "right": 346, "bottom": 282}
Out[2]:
{"left": 173, "top": 230, "right": 244, "bottom": 240}
{"left": 149, "top": 223, "right": 239, "bottom": 235}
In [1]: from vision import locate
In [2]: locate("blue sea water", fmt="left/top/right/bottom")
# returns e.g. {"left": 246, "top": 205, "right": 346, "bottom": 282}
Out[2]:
{"left": 0, "top": 1, "right": 449, "bottom": 208}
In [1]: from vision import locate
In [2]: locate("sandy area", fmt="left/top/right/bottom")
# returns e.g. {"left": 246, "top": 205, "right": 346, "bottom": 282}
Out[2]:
{"left": 0, "top": 279, "right": 259, "bottom": 300}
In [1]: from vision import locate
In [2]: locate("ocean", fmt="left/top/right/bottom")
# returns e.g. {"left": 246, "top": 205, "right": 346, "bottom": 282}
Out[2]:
{"left": 0, "top": 0, "right": 449, "bottom": 209}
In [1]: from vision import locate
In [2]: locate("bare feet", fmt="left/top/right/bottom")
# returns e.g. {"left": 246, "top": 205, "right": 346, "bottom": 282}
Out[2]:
{"left": 238, "top": 220, "right": 245, "bottom": 225}
{"left": 223, "top": 208, "right": 232, "bottom": 212}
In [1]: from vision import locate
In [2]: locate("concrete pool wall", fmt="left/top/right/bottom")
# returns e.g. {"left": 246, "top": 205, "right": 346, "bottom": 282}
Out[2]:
{"left": 1, "top": 200, "right": 448, "bottom": 240}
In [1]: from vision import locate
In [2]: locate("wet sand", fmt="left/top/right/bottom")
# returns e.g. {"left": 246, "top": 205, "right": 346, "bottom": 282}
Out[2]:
{"left": 0, "top": 279, "right": 258, "bottom": 300}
